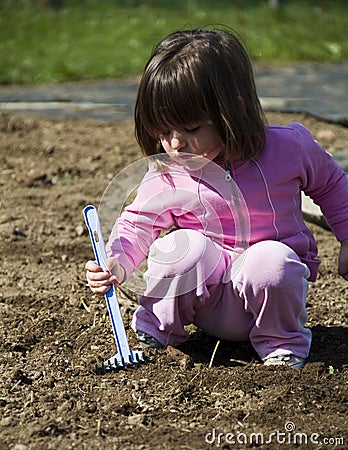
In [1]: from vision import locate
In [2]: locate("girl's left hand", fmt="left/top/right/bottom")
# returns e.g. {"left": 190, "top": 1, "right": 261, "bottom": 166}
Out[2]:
{"left": 338, "top": 239, "right": 348, "bottom": 281}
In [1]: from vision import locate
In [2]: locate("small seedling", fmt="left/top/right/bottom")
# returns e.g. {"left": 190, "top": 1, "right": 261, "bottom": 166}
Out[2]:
{"left": 208, "top": 340, "right": 221, "bottom": 368}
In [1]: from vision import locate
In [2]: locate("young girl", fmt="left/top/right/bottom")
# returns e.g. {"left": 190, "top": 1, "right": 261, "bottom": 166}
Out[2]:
{"left": 86, "top": 28, "right": 348, "bottom": 369}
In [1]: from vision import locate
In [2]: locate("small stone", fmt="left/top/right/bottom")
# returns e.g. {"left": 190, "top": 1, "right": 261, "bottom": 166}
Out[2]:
{"left": 139, "top": 378, "right": 149, "bottom": 388}
{"left": 13, "top": 444, "right": 29, "bottom": 450}
{"left": 75, "top": 224, "right": 85, "bottom": 236}
{"left": 132, "top": 378, "right": 149, "bottom": 391}
{"left": 1, "top": 417, "right": 17, "bottom": 427}
{"left": 31, "top": 371, "right": 42, "bottom": 380}
{"left": 165, "top": 346, "right": 194, "bottom": 369}
{"left": 128, "top": 414, "right": 146, "bottom": 426}
{"left": 316, "top": 129, "right": 336, "bottom": 142}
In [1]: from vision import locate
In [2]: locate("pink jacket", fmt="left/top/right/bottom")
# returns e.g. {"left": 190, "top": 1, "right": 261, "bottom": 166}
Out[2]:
{"left": 107, "top": 123, "right": 348, "bottom": 282}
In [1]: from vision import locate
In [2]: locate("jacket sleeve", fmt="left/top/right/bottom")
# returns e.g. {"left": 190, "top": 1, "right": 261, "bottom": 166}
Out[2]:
{"left": 296, "top": 123, "right": 348, "bottom": 242}
{"left": 105, "top": 168, "right": 176, "bottom": 280}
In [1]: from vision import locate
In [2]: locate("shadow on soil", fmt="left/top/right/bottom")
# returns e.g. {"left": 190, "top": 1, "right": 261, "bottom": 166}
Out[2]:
{"left": 176, "top": 325, "right": 348, "bottom": 369}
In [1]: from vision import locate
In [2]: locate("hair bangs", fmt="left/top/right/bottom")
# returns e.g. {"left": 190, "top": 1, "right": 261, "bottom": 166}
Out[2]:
{"left": 143, "top": 63, "right": 209, "bottom": 138}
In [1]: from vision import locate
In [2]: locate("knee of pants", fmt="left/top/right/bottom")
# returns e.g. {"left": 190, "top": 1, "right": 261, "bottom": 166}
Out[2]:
{"left": 232, "top": 240, "right": 308, "bottom": 289}
{"left": 147, "top": 229, "right": 222, "bottom": 279}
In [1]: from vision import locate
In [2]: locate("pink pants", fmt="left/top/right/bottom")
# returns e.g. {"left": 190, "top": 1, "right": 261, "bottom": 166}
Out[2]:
{"left": 131, "top": 229, "right": 312, "bottom": 360}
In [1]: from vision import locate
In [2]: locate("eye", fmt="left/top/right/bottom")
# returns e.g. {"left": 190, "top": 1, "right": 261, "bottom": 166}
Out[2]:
{"left": 184, "top": 125, "right": 201, "bottom": 133}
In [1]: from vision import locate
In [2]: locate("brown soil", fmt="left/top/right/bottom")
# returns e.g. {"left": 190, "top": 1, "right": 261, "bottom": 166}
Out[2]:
{"left": 0, "top": 111, "right": 347, "bottom": 450}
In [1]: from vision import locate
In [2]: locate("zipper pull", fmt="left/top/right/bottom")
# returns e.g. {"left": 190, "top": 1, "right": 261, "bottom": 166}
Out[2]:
{"left": 224, "top": 162, "right": 232, "bottom": 181}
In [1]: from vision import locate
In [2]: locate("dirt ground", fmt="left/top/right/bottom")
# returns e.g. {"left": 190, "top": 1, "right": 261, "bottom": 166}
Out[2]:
{"left": 0, "top": 110, "right": 347, "bottom": 450}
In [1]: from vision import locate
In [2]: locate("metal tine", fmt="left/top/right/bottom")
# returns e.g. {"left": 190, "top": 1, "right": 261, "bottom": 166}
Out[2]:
{"left": 102, "top": 354, "right": 124, "bottom": 370}
{"left": 113, "top": 354, "right": 123, "bottom": 367}
{"left": 99, "top": 351, "right": 146, "bottom": 372}
{"left": 102, "top": 360, "right": 117, "bottom": 372}
{"left": 130, "top": 350, "right": 145, "bottom": 364}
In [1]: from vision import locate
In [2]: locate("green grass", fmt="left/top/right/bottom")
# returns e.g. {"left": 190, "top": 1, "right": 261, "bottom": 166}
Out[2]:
{"left": 1, "top": 0, "right": 347, "bottom": 84}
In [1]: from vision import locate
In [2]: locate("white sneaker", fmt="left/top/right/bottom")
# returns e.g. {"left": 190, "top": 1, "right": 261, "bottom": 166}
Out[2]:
{"left": 264, "top": 354, "right": 305, "bottom": 369}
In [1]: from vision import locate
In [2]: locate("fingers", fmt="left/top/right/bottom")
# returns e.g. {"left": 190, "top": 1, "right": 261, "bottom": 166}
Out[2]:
{"left": 85, "top": 260, "right": 103, "bottom": 272}
{"left": 85, "top": 259, "right": 117, "bottom": 295}
{"left": 106, "top": 256, "right": 126, "bottom": 284}
{"left": 88, "top": 283, "right": 112, "bottom": 295}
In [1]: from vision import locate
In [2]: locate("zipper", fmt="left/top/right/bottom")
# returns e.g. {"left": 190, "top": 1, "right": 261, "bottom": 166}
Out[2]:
{"left": 224, "top": 162, "right": 232, "bottom": 182}
{"left": 224, "top": 161, "right": 248, "bottom": 251}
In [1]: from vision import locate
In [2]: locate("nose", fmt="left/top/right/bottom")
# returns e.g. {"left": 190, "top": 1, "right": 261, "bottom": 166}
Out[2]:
{"left": 170, "top": 130, "right": 186, "bottom": 151}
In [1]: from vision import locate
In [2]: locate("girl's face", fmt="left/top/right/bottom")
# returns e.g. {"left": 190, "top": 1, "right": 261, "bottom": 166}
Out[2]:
{"left": 159, "top": 123, "right": 224, "bottom": 169}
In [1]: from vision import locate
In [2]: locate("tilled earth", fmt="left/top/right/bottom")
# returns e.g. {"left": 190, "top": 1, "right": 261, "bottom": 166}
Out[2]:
{"left": 0, "top": 111, "right": 347, "bottom": 449}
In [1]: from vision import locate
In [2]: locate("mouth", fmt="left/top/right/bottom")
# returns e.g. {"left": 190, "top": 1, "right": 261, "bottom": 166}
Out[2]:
{"left": 171, "top": 149, "right": 211, "bottom": 158}
{"left": 171, "top": 152, "right": 204, "bottom": 162}
{"left": 170, "top": 152, "right": 209, "bottom": 170}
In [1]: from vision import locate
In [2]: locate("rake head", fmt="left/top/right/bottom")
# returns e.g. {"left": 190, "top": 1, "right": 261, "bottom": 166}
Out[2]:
{"left": 99, "top": 350, "right": 146, "bottom": 372}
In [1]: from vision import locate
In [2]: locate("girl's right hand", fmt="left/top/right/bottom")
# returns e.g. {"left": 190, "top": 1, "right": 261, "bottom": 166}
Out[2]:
{"left": 85, "top": 257, "right": 125, "bottom": 295}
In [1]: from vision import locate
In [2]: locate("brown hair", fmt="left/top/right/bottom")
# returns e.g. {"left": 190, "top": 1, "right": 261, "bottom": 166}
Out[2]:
{"left": 135, "top": 27, "right": 266, "bottom": 161}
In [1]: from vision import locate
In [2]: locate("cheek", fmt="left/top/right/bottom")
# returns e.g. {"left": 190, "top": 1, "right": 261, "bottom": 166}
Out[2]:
{"left": 200, "top": 130, "right": 219, "bottom": 146}
{"left": 160, "top": 139, "right": 177, "bottom": 156}
{"left": 201, "top": 136, "right": 219, "bottom": 152}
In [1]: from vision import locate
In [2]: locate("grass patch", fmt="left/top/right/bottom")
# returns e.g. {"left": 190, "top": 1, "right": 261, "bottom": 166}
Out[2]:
{"left": 1, "top": 0, "right": 347, "bottom": 84}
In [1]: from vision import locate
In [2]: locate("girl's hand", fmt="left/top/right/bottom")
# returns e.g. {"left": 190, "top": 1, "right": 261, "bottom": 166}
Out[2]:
{"left": 85, "top": 257, "right": 126, "bottom": 295}
{"left": 338, "top": 239, "right": 348, "bottom": 281}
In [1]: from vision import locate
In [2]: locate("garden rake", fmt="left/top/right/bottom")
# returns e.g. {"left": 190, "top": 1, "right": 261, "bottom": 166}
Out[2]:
{"left": 83, "top": 205, "right": 145, "bottom": 372}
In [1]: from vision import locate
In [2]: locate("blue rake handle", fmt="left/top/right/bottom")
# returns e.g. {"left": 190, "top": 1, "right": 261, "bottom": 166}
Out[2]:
{"left": 83, "top": 205, "right": 144, "bottom": 371}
